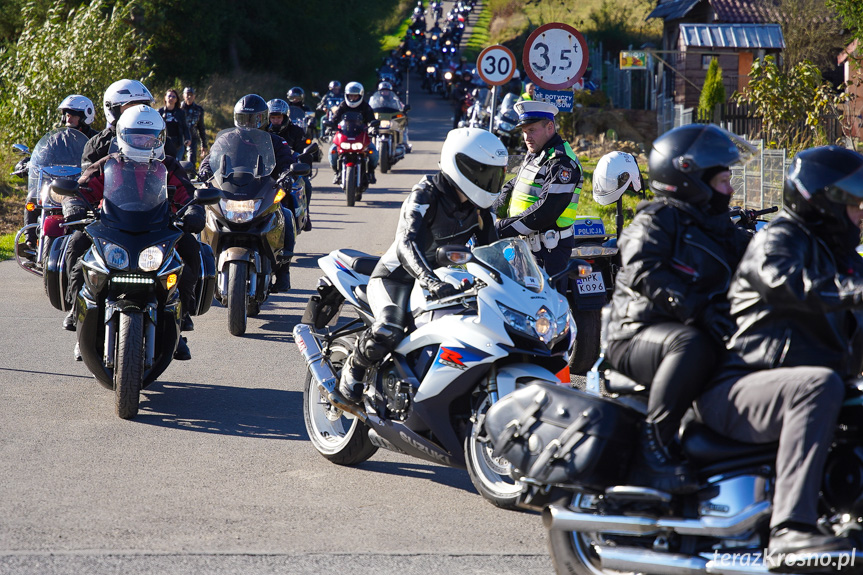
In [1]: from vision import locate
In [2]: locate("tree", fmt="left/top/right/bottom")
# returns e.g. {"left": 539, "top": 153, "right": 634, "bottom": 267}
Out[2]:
{"left": 734, "top": 55, "right": 848, "bottom": 151}
{"left": 0, "top": 0, "right": 151, "bottom": 145}
{"left": 829, "top": 0, "right": 863, "bottom": 45}
{"left": 698, "top": 58, "right": 725, "bottom": 122}
{"left": 777, "top": 0, "right": 846, "bottom": 73}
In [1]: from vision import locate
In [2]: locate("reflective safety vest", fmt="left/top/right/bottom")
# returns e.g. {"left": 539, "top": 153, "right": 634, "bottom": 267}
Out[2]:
{"left": 507, "top": 141, "right": 581, "bottom": 229}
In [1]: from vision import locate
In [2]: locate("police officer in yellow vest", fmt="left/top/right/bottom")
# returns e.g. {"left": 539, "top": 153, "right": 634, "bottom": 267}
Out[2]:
{"left": 492, "top": 100, "right": 582, "bottom": 293}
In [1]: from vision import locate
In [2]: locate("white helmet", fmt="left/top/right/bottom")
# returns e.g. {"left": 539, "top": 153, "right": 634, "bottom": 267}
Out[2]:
{"left": 344, "top": 81, "right": 364, "bottom": 108}
{"left": 439, "top": 128, "right": 508, "bottom": 209}
{"left": 58, "top": 95, "right": 96, "bottom": 125}
{"left": 116, "top": 105, "right": 166, "bottom": 162}
{"left": 592, "top": 151, "right": 643, "bottom": 205}
{"left": 103, "top": 79, "right": 153, "bottom": 125}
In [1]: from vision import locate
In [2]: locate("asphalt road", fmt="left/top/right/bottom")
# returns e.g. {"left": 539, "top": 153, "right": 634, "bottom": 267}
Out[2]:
{"left": 0, "top": 20, "right": 555, "bottom": 575}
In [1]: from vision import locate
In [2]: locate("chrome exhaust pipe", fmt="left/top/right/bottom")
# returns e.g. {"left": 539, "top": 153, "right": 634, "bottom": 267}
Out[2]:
{"left": 543, "top": 500, "right": 770, "bottom": 538}
{"left": 596, "top": 545, "right": 708, "bottom": 575}
{"left": 292, "top": 323, "right": 367, "bottom": 422}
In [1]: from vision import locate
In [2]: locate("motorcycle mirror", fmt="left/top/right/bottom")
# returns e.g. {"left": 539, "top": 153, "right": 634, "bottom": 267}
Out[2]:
{"left": 303, "top": 142, "right": 320, "bottom": 156}
{"left": 12, "top": 143, "right": 30, "bottom": 156}
{"left": 311, "top": 91, "right": 320, "bottom": 98}
{"left": 50, "top": 178, "right": 79, "bottom": 197}
{"left": 404, "top": 104, "right": 411, "bottom": 112}
{"left": 290, "top": 162, "right": 311, "bottom": 177}
{"left": 435, "top": 245, "right": 472, "bottom": 267}
{"left": 179, "top": 160, "right": 196, "bottom": 178}
{"left": 370, "top": 119, "right": 381, "bottom": 128}
{"left": 194, "top": 187, "right": 222, "bottom": 205}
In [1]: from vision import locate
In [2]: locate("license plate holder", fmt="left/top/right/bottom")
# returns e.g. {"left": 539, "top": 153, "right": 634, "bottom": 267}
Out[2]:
{"left": 576, "top": 271, "right": 606, "bottom": 295}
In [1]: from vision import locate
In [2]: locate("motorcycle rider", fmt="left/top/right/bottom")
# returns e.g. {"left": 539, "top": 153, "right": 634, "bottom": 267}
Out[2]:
{"left": 62, "top": 105, "right": 205, "bottom": 360}
{"left": 337, "top": 128, "right": 507, "bottom": 403}
{"left": 199, "top": 94, "right": 300, "bottom": 292}
{"left": 491, "top": 101, "right": 582, "bottom": 294}
{"left": 267, "top": 98, "right": 314, "bottom": 231}
{"left": 372, "top": 81, "right": 411, "bottom": 153}
{"left": 602, "top": 124, "right": 754, "bottom": 494}
{"left": 697, "top": 145, "right": 861, "bottom": 567}
{"left": 286, "top": 87, "right": 313, "bottom": 115}
{"left": 22, "top": 95, "right": 98, "bottom": 248}
{"left": 451, "top": 69, "right": 473, "bottom": 129}
{"left": 58, "top": 95, "right": 98, "bottom": 139}
{"left": 315, "top": 80, "right": 342, "bottom": 126}
{"left": 81, "top": 79, "right": 155, "bottom": 170}
{"left": 327, "top": 81, "right": 379, "bottom": 185}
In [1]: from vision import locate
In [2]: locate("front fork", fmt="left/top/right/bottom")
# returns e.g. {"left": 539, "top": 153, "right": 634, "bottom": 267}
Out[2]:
{"left": 102, "top": 302, "right": 158, "bottom": 370}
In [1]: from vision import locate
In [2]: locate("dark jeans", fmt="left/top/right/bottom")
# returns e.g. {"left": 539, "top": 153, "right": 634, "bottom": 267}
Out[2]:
{"left": 696, "top": 367, "right": 844, "bottom": 528}
{"left": 532, "top": 236, "right": 575, "bottom": 295}
{"left": 608, "top": 323, "right": 718, "bottom": 444}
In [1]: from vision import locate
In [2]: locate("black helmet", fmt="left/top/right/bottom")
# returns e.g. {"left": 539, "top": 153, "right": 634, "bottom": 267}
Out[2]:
{"left": 648, "top": 124, "right": 754, "bottom": 205}
{"left": 233, "top": 94, "right": 268, "bottom": 129}
{"left": 784, "top": 145, "right": 863, "bottom": 234}
{"left": 328, "top": 80, "right": 342, "bottom": 93}
{"left": 287, "top": 87, "right": 305, "bottom": 105}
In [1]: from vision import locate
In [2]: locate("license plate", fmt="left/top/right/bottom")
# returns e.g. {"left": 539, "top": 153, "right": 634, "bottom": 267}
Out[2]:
{"left": 576, "top": 272, "right": 606, "bottom": 295}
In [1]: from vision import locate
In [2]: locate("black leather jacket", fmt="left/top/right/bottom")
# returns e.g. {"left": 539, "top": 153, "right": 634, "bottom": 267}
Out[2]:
{"left": 372, "top": 172, "right": 497, "bottom": 286}
{"left": 608, "top": 197, "right": 751, "bottom": 344}
{"left": 723, "top": 211, "right": 863, "bottom": 379}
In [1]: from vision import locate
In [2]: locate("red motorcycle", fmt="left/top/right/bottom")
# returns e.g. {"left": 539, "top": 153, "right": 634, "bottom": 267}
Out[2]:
{"left": 331, "top": 114, "right": 377, "bottom": 206}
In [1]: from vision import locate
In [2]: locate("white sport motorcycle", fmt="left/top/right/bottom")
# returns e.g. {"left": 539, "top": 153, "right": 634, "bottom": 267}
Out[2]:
{"left": 293, "top": 238, "right": 589, "bottom": 508}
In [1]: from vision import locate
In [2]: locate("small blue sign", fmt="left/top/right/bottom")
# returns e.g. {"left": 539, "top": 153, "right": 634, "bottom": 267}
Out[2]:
{"left": 534, "top": 88, "right": 574, "bottom": 112}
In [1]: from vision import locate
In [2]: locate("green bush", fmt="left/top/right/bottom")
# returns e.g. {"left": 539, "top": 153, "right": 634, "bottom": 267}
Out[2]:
{"left": 0, "top": 0, "right": 151, "bottom": 147}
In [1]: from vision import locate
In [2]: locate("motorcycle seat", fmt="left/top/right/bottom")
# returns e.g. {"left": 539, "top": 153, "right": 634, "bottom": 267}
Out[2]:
{"left": 336, "top": 249, "right": 380, "bottom": 277}
{"left": 681, "top": 421, "right": 777, "bottom": 465}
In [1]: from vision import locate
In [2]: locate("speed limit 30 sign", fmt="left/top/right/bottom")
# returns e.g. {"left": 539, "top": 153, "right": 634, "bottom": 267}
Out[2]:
{"left": 476, "top": 45, "right": 516, "bottom": 86}
{"left": 523, "top": 23, "right": 589, "bottom": 90}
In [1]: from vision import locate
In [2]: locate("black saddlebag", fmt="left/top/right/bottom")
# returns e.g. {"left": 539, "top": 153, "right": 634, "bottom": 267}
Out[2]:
{"left": 484, "top": 382, "right": 641, "bottom": 489}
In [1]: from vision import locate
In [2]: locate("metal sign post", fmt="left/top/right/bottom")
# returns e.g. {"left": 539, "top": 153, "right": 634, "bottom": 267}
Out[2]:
{"left": 476, "top": 45, "right": 516, "bottom": 132}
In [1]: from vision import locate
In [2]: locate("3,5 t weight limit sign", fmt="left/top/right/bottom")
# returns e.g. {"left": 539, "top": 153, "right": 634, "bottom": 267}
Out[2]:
{"left": 476, "top": 45, "right": 516, "bottom": 86}
{"left": 523, "top": 23, "right": 589, "bottom": 90}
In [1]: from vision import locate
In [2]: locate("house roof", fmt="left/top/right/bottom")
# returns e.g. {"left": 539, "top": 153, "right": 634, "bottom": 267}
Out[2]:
{"left": 648, "top": 0, "right": 778, "bottom": 23}
{"left": 679, "top": 23, "right": 785, "bottom": 49}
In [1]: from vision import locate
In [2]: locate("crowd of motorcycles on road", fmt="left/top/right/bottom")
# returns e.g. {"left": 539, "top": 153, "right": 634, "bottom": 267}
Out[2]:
{"left": 9, "top": 1, "right": 863, "bottom": 574}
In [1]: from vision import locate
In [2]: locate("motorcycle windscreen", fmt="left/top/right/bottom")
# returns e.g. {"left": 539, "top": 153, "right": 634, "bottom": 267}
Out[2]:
{"left": 369, "top": 91, "right": 404, "bottom": 114}
{"left": 28, "top": 128, "right": 89, "bottom": 199}
{"left": 99, "top": 157, "right": 171, "bottom": 233}
{"left": 473, "top": 238, "right": 545, "bottom": 293}
{"left": 338, "top": 113, "right": 367, "bottom": 138}
{"left": 210, "top": 128, "right": 277, "bottom": 188}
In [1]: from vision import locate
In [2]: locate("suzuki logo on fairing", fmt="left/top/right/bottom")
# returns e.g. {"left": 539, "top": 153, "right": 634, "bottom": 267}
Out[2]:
{"left": 400, "top": 432, "right": 452, "bottom": 465}
{"left": 438, "top": 347, "right": 467, "bottom": 370}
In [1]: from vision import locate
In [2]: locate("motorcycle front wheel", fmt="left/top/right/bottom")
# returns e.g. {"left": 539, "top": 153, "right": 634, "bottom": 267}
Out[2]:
{"left": 302, "top": 337, "right": 377, "bottom": 465}
{"left": 227, "top": 261, "right": 248, "bottom": 336}
{"left": 380, "top": 140, "right": 391, "bottom": 174}
{"left": 569, "top": 309, "right": 602, "bottom": 375}
{"left": 465, "top": 393, "right": 523, "bottom": 509}
{"left": 345, "top": 165, "right": 358, "bottom": 207}
{"left": 114, "top": 311, "right": 144, "bottom": 419}
{"left": 546, "top": 493, "right": 635, "bottom": 575}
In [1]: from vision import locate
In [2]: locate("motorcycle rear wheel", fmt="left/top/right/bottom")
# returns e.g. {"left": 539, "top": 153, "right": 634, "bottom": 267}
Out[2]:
{"left": 547, "top": 493, "right": 635, "bottom": 575}
{"left": 465, "top": 394, "right": 523, "bottom": 509}
{"left": 302, "top": 337, "right": 377, "bottom": 465}
{"left": 569, "top": 309, "right": 602, "bottom": 375}
{"left": 345, "top": 166, "right": 358, "bottom": 207}
{"left": 227, "top": 261, "right": 248, "bottom": 336}
{"left": 114, "top": 312, "right": 144, "bottom": 420}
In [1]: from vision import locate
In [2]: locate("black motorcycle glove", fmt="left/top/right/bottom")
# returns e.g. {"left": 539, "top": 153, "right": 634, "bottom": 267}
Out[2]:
{"left": 426, "top": 279, "right": 457, "bottom": 299}
{"left": 181, "top": 205, "right": 206, "bottom": 234}
{"left": 698, "top": 303, "right": 736, "bottom": 344}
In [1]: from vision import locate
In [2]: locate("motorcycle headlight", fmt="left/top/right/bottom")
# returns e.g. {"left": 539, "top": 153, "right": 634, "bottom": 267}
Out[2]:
{"left": 103, "top": 243, "right": 130, "bottom": 270}
{"left": 340, "top": 142, "right": 352, "bottom": 150}
{"left": 221, "top": 199, "right": 259, "bottom": 224}
{"left": 498, "top": 302, "right": 530, "bottom": 334}
{"left": 444, "top": 71, "right": 453, "bottom": 80}
{"left": 351, "top": 142, "right": 364, "bottom": 150}
{"left": 426, "top": 66, "right": 436, "bottom": 74}
{"left": 138, "top": 245, "right": 164, "bottom": 272}
{"left": 379, "top": 120, "right": 391, "bottom": 129}
{"left": 40, "top": 181, "right": 64, "bottom": 207}
{"left": 530, "top": 307, "right": 556, "bottom": 343}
